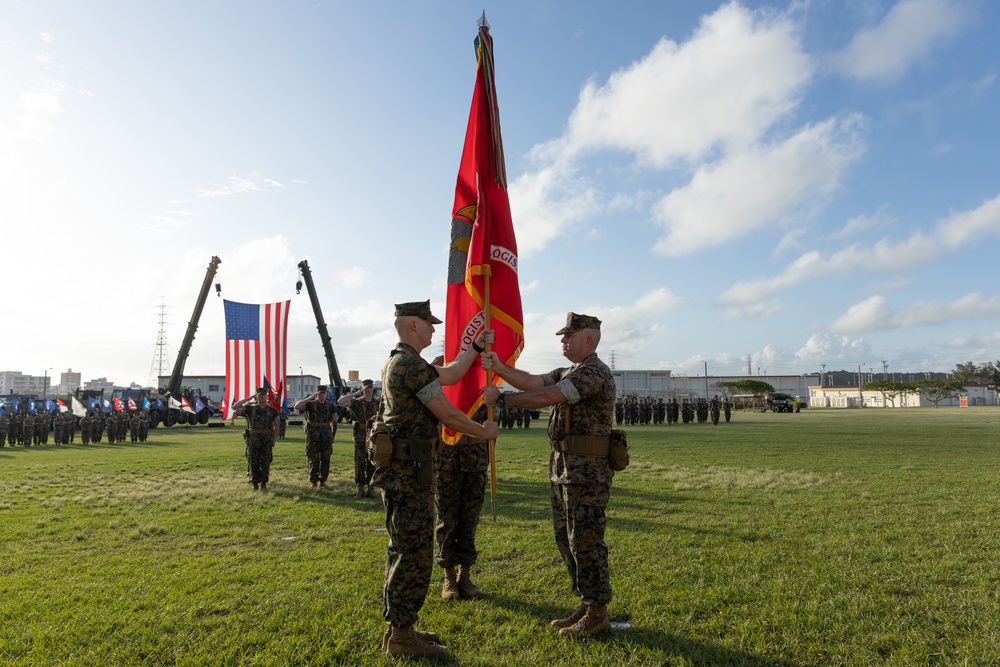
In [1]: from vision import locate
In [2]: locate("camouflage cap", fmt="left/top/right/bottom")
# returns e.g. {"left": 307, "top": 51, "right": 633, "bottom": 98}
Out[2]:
{"left": 361, "top": 379, "right": 373, "bottom": 387}
{"left": 394, "top": 300, "right": 442, "bottom": 324}
{"left": 555, "top": 312, "right": 602, "bottom": 335}
{"left": 316, "top": 385, "right": 328, "bottom": 393}
{"left": 255, "top": 387, "right": 268, "bottom": 394}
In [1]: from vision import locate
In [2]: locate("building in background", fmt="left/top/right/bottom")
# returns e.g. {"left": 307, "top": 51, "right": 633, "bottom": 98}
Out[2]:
{"left": 60, "top": 369, "right": 82, "bottom": 391}
{"left": 610, "top": 370, "right": 819, "bottom": 403}
{"left": 160, "top": 374, "right": 323, "bottom": 406}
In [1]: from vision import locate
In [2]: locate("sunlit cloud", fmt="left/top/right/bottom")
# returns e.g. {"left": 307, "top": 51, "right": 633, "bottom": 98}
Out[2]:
{"left": 830, "top": 292, "right": 1000, "bottom": 334}
{"left": 834, "top": 0, "right": 975, "bottom": 82}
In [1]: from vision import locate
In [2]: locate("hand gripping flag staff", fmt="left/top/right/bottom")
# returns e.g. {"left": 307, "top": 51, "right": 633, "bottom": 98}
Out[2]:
{"left": 443, "top": 14, "right": 524, "bottom": 521}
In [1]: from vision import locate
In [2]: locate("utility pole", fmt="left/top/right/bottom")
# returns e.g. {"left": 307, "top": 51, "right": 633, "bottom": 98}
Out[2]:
{"left": 858, "top": 364, "right": 865, "bottom": 407}
{"left": 881, "top": 359, "right": 888, "bottom": 381}
{"left": 821, "top": 363, "right": 826, "bottom": 388}
{"left": 704, "top": 360, "right": 709, "bottom": 399}
{"left": 747, "top": 354, "right": 752, "bottom": 375}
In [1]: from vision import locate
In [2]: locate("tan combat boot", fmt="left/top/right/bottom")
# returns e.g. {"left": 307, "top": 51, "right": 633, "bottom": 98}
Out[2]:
{"left": 385, "top": 626, "right": 448, "bottom": 658}
{"left": 353, "top": 484, "right": 364, "bottom": 499}
{"left": 558, "top": 604, "right": 611, "bottom": 637}
{"left": 457, "top": 565, "right": 484, "bottom": 598}
{"left": 381, "top": 625, "right": 440, "bottom": 651}
{"left": 441, "top": 566, "right": 460, "bottom": 600}
{"left": 550, "top": 602, "right": 587, "bottom": 628}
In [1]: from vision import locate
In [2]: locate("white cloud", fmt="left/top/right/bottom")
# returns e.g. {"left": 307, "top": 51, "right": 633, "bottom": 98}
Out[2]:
{"left": 835, "top": 0, "right": 974, "bottom": 82}
{"left": 830, "top": 293, "right": 1000, "bottom": 333}
{"left": 510, "top": 2, "right": 833, "bottom": 258}
{"left": 652, "top": 116, "right": 865, "bottom": 256}
{"left": 40, "top": 32, "right": 55, "bottom": 43}
{"left": 547, "top": 2, "right": 812, "bottom": 167}
{"left": 794, "top": 333, "right": 872, "bottom": 363}
{"left": 333, "top": 266, "right": 370, "bottom": 289}
{"left": 831, "top": 208, "right": 896, "bottom": 239}
{"left": 723, "top": 300, "right": 785, "bottom": 319}
{"left": 719, "top": 193, "right": 1000, "bottom": 307}
{"left": 508, "top": 163, "right": 600, "bottom": 259}
{"left": 196, "top": 174, "right": 285, "bottom": 198}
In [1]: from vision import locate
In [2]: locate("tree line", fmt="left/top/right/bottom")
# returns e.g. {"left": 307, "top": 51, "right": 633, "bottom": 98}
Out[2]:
{"left": 863, "top": 361, "right": 999, "bottom": 408}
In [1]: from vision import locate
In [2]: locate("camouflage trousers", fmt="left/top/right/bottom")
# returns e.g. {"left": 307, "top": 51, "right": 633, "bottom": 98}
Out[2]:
{"left": 378, "top": 462, "right": 434, "bottom": 629}
{"left": 433, "top": 441, "right": 488, "bottom": 568}
{"left": 305, "top": 428, "right": 333, "bottom": 484}
{"left": 353, "top": 434, "right": 374, "bottom": 486}
{"left": 551, "top": 481, "right": 612, "bottom": 607}
{"left": 246, "top": 435, "right": 274, "bottom": 485}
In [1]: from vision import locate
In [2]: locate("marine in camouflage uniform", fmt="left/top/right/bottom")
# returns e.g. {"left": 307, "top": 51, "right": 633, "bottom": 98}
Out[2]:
{"left": 0, "top": 412, "right": 8, "bottom": 446}
{"left": 483, "top": 312, "right": 617, "bottom": 638}
{"left": 80, "top": 412, "right": 94, "bottom": 445}
{"left": 434, "top": 405, "right": 489, "bottom": 600}
{"left": 293, "top": 386, "right": 339, "bottom": 489}
{"left": 372, "top": 300, "right": 497, "bottom": 659}
{"left": 233, "top": 388, "right": 280, "bottom": 491}
{"left": 338, "top": 378, "right": 379, "bottom": 498}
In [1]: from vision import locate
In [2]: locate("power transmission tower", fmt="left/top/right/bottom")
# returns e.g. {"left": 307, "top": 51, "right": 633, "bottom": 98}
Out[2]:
{"left": 148, "top": 298, "right": 171, "bottom": 389}
{"left": 609, "top": 350, "right": 616, "bottom": 370}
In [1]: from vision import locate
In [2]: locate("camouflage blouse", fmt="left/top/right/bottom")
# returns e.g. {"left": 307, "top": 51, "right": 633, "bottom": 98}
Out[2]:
{"left": 381, "top": 343, "right": 442, "bottom": 441}
{"left": 542, "top": 352, "right": 616, "bottom": 487}
{"left": 244, "top": 404, "right": 279, "bottom": 432}
{"left": 348, "top": 397, "right": 379, "bottom": 438}
{"left": 303, "top": 399, "right": 339, "bottom": 426}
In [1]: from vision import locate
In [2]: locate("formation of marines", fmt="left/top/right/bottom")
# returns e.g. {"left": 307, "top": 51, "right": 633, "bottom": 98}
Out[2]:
{"left": 615, "top": 395, "right": 733, "bottom": 426}
{"left": 494, "top": 404, "right": 533, "bottom": 429}
{"left": 0, "top": 408, "right": 151, "bottom": 446}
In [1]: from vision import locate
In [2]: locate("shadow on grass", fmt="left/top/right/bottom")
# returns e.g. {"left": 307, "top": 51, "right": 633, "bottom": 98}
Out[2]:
{"left": 487, "top": 591, "right": 803, "bottom": 667}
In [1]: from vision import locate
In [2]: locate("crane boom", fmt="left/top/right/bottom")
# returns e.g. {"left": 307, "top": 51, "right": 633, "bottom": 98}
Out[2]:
{"left": 166, "top": 256, "right": 222, "bottom": 397}
{"left": 297, "top": 260, "right": 344, "bottom": 388}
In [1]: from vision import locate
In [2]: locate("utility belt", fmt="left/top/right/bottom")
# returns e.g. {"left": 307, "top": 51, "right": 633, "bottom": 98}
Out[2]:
{"left": 459, "top": 436, "right": 487, "bottom": 446}
{"left": 391, "top": 437, "right": 442, "bottom": 461}
{"left": 391, "top": 437, "right": 441, "bottom": 487}
{"left": 248, "top": 428, "right": 274, "bottom": 435}
{"left": 307, "top": 422, "right": 332, "bottom": 430}
{"left": 551, "top": 434, "right": 612, "bottom": 457}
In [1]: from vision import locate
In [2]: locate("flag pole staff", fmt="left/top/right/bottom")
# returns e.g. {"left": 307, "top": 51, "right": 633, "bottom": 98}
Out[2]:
{"left": 482, "top": 264, "right": 498, "bottom": 521}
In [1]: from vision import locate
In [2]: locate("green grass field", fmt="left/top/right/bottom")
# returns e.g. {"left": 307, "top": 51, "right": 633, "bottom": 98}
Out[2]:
{"left": 1, "top": 408, "right": 999, "bottom": 666}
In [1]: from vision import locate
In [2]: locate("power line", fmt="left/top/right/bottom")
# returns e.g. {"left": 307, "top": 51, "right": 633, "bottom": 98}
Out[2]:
{"left": 148, "top": 298, "right": 171, "bottom": 388}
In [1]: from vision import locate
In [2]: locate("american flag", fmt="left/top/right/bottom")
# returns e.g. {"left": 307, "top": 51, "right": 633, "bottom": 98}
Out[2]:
{"left": 223, "top": 300, "right": 290, "bottom": 419}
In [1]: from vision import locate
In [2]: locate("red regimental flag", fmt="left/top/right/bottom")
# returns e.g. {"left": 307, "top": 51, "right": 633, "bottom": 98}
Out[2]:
{"left": 443, "top": 24, "right": 523, "bottom": 444}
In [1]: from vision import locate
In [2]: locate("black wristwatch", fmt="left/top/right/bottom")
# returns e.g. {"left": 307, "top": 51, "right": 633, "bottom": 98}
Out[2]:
{"left": 472, "top": 341, "right": 484, "bottom": 353}
{"left": 495, "top": 394, "right": 505, "bottom": 409}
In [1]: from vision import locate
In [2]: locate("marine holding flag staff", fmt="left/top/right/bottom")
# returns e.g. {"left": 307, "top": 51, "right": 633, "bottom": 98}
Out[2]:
{"left": 482, "top": 312, "right": 617, "bottom": 637}
{"left": 373, "top": 300, "right": 498, "bottom": 659}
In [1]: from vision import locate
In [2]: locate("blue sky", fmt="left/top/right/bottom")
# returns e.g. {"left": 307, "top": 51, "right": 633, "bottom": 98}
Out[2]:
{"left": 2, "top": 0, "right": 998, "bottom": 387}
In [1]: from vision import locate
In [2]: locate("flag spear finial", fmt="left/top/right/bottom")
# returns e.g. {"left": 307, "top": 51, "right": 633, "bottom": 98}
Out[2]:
{"left": 478, "top": 11, "right": 490, "bottom": 30}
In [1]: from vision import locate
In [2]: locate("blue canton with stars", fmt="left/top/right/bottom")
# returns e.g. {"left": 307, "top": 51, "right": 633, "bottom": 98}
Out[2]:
{"left": 224, "top": 301, "right": 260, "bottom": 340}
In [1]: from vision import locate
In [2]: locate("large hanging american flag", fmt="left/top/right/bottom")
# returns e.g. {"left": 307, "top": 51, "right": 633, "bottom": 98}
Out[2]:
{"left": 223, "top": 300, "right": 290, "bottom": 419}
